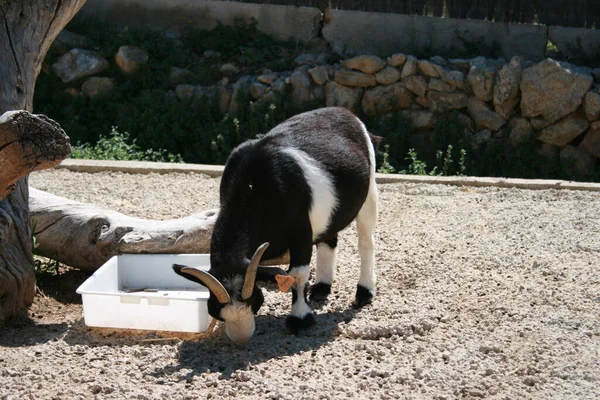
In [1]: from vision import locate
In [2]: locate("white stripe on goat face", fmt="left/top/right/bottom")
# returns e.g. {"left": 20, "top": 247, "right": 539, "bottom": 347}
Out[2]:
{"left": 220, "top": 302, "right": 256, "bottom": 344}
{"left": 282, "top": 148, "right": 338, "bottom": 241}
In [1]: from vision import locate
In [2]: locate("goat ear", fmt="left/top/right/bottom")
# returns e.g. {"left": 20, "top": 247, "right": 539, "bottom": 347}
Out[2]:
{"left": 172, "top": 264, "right": 231, "bottom": 304}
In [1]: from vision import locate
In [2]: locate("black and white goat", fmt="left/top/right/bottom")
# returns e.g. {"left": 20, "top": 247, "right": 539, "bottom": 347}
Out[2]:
{"left": 173, "top": 107, "right": 378, "bottom": 343}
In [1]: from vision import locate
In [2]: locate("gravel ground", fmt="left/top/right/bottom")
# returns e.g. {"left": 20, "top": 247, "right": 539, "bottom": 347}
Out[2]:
{"left": 1, "top": 169, "right": 599, "bottom": 400}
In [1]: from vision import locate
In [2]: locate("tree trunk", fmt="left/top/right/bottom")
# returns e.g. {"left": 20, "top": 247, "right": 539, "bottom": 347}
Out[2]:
{"left": 0, "top": 0, "right": 87, "bottom": 323}
{"left": 30, "top": 189, "right": 290, "bottom": 271}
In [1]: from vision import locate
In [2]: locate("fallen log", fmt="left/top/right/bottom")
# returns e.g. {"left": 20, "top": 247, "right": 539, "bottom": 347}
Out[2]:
{"left": 30, "top": 189, "right": 289, "bottom": 271}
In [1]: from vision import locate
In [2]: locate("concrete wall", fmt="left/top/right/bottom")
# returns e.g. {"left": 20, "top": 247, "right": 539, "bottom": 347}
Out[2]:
{"left": 80, "top": 0, "right": 598, "bottom": 62}
{"left": 322, "top": 10, "right": 548, "bottom": 60}
{"left": 80, "top": 0, "right": 322, "bottom": 44}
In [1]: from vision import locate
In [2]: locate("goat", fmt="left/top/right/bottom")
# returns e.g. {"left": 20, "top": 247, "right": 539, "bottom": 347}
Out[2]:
{"left": 173, "top": 107, "right": 378, "bottom": 343}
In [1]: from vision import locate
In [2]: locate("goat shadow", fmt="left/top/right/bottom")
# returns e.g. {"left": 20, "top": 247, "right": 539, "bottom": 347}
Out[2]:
{"left": 150, "top": 304, "right": 360, "bottom": 382}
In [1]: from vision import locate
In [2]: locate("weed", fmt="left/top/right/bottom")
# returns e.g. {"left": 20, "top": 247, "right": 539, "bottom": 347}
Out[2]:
{"left": 71, "top": 127, "right": 183, "bottom": 162}
{"left": 400, "top": 148, "right": 435, "bottom": 175}
{"left": 377, "top": 144, "right": 397, "bottom": 174}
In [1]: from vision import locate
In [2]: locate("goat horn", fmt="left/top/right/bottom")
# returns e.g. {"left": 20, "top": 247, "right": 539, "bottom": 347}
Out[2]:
{"left": 242, "top": 242, "right": 269, "bottom": 300}
{"left": 180, "top": 267, "right": 231, "bottom": 304}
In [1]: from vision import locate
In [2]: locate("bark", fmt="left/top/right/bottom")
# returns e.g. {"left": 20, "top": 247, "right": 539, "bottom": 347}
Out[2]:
{"left": 0, "top": 0, "right": 86, "bottom": 323}
{"left": 30, "top": 189, "right": 290, "bottom": 271}
{"left": 0, "top": 111, "right": 71, "bottom": 199}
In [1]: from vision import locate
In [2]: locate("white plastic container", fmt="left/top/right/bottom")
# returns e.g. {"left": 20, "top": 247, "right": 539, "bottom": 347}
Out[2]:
{"left": 76, "top": 254, "right": 211, "bottom": 332}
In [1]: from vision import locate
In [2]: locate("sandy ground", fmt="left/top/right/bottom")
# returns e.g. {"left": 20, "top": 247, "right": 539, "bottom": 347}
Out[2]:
{"left": 1, "top": 169, "right": 599, "bottom": 400}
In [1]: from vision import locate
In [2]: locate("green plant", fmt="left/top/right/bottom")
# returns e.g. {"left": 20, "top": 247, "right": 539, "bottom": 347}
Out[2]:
{"left": 400, "top": 148, "right": 435, "bottom": 175}
{"left": 377, "top": 144, "right": 397, "bottom": 174}
{"left": 546, "top": 40, "right": 559, "bottom": 53}
{"left": 34, "top": 257, "right": 62, "bottom": 275}
{"left": 71, "top": 127, "right": 184, "bottom": 162}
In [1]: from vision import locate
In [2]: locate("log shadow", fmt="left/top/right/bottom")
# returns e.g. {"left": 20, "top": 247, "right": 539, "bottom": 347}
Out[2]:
{"left": 36, "top": 267, "right": 90, "bottom": 305}
{"left": 0, "top": 316, "right": 70, "bottom": 347}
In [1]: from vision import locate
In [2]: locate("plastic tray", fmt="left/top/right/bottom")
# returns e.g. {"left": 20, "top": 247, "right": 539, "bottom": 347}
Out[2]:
{"left": 76, "top": 254, "right": 211, "bottom": 332}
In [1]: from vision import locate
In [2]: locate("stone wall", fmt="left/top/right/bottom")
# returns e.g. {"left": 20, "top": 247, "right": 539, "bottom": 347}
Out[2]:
{"left": 50, "top": 29, "right": 600, "bottom": 178}
{"left": 80, "top": 0, "right": 599, "bottom": 62}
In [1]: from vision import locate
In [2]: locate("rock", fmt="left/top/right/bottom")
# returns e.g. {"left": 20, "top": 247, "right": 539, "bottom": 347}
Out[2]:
{"left": 521, "top": 59, "right": 594, "bottom": 123}
{"left": 428, "top": 79, "right": 454, "bottom": 93}
{"left": 467, "top": 60, "right": 496, "bottom": 102}
{"left": 418, "top": 60, "right": 441, "bottom": 78}
{"left": 456, "top": 112, "right": 476, "bottom": 133}
{"left": 401, "top": 110, "right": 436, "bottom": 130}
{"left": 538, "top": 112, "right": 589, "bottom": 146}
{"left": 583, "top": 91, "right": 600, "bottom": 121}
{"left": 228, "top": 76, "right": 253, "bottom": 115}
{"left": 308, "top": 66, "right": 329, "bottom": 86}
{"left": 169, "top": 67, "right": 194, "bottom": 85}
{"left": 440, "top": 70, "right": 465, "bottom": 90}
{"left": 375, "top": 67, "right": 401, "bottom": 86}
{"left": 250, "top": 82, "right": 268, "bottom": 100}
{"left": 472, "top": 129, "right": 492, "bottom": 149}
{"left": 493, "top": 57, "right": 522, "bottom": 119}
{"left": 51, "top": 30, "right": 88, "bottom": 53}
{"left": 579, "top": 127, "right": 600, "bottom": 158}
{"left": 81, "top": 77, "right": 114, "bottom": 98}
{"left": 334, "top": 70, "right": 376, "bottom": 87}
{"left": 467, "top": 98, "right": 506, "bottom": 131}
{"left": 361, "top": 83, "right": 414, "bottom": 116}
{"left": 217, "top": 85, "right": 232, "bottom": 115}
{"left": 325, "top": 82, "right": 363, "bottom": 112}
{"left": 219, "top": 63, "right": 239, "bottom": 75}
{"left": 508, "top": 118, "right": 534, "bottom": 145}
{"left": 530, "top": 117, "right": 552, "bottom": 130}
{"left": 560, "top": 145, "right": 596, "bottom": 179}
{"left": 52, "top": 49, "right": 109, "bottom": 83}
{"left": 404, "top": 75, "right": 427, "bottom": 98}
{"left": 294, "top": 53, "right": 328, "bottom": 67}
{"left": 592, "top": 121, "right": 600, "bottom": 130}
{"left": 387, "top": 53, "right": 407, "bottom": 67}
{"left": 257, "top": 73, "right": 279, "bottom": 85}
{"left": 427, "top": 91, "right": 469, "bottom": 113}
{"left": 429, "top": 56, "right": 448, "bottom": 66}
{"left": 415, "top": 96, "right": 429, "bottom": 108}
{"left": 291, "top": 66, "right": 313, "bottom": 106}
{"left": 175, "top": 84, "right": 195, "bottom": 103}
{"left": 258, "top": 90, "right": 278, "bottom": 105}
{"left": 449, "top": 58, "right": 471, "bottom": 72}
{"left": 592, "top": 68, "right": 600, "bottom": 81}
{"left": 291, "top": 66, "right": 312, "bottom": 88}
{"left": 115, "top": 45, "right": 149, "bottom": 74}
{"left": 494, "top": 56, "right": 522, "bottom": 104}
{"left": 311, "top": 86, "right": 325, "bottom": 102}
{"left": 192, "top": 86, "right": 218, "bottom": 105}
{"left": 401, "top": 56, "right": 418, "bottom": 79}
{"left": 341, "top": 55, "right": 386, "bottom": 74}
{"left": 271, "top": 78, "right": 288, "bottom": 94}
{"left": 495, "top": 98, "right": 519, "bottom": 121}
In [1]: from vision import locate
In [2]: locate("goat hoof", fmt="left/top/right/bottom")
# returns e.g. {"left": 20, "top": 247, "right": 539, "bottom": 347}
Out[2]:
{"left": 285, "top": 313, "right": 316, "bottom": 334}
{"left": 352, "top": 284, "right": 374, "bottom": 308}
{"left": 309, "top": 282, "right": 331, "bottom": 302}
